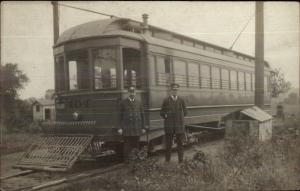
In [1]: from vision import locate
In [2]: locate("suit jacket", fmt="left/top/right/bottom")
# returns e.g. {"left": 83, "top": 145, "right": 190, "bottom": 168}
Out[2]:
{"left": 160, "top": 96, "right": 187, "bottom": 134}
{"left": 119, "top": 98, "right": 145, "bottom": 136}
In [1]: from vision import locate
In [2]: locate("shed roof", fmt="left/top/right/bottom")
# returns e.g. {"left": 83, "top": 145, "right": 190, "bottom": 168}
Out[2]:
{"left": 240, "top": 106, "right": 272, "bottom": 122}
{"left": 33, "top": 99, "right": 54, "bottom": 106}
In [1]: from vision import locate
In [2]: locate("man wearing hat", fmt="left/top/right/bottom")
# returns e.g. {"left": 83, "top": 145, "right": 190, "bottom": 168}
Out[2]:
{"left": 119, "top": 86, "right": 146, "bottom": 161}
{"left": 160, "top": 83, "right": 187, "bottom": 163}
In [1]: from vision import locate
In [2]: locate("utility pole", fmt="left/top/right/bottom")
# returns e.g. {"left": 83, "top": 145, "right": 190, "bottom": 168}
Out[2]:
{"left": 298, "top": 2, "right": 300, "bottom": 119}
{"left": 255, "top": 1, "right": 264, "bottom": 108}
{"left": 0, "top": 2, "right": 2, "bottom": 65}
{"left": 51, "top": 1, "right": 59, "bottom": 44}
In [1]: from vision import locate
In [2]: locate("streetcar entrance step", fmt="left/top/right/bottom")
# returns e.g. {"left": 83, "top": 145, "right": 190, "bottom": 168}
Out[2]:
{"left": 14, "top": 134, "right": 93, "bottom": 172}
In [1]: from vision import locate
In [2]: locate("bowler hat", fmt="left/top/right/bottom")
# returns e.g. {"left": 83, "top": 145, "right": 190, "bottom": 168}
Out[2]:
{"left": 170, "top": 83, "right": 180, "bottom": 90}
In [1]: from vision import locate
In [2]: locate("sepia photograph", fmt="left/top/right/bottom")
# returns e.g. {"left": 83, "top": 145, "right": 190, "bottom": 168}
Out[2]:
{"left": 1, "top": 1, "right": 299, "bottom": 190}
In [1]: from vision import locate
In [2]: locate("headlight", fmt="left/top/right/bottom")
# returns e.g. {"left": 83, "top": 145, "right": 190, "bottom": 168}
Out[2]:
{"left": 72, "top": 112, "right": 79, "bottom": 121}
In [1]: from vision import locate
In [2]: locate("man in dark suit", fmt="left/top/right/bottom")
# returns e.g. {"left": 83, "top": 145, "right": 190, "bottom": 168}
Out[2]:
{"left": 119, "top": 86, "right": 146, "bottom": 161}
{"left": 160, "top": 83, "right": 187, "bottom": 163}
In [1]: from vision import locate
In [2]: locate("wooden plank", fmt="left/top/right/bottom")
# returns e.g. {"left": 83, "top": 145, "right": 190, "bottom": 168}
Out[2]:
{"left": 0, "top": 170, "right": 34, "bottom": 180}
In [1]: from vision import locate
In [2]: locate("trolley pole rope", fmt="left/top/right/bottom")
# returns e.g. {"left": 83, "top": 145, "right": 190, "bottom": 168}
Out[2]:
{"left": 57, "top": 2, "right": 119, "bottom": 18}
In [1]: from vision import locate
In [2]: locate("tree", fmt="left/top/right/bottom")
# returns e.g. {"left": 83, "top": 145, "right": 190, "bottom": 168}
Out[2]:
{"left": 0, "top": 63, "right": 29, "bottom": 98}
{"left": 269, "top": 68, "right": 291, "bottom": 98}
{"left": 0, "top": 63, "right": 29, "bottom": 130}
{"left": 284, "top": 92, "right": 298, "bottom": 105}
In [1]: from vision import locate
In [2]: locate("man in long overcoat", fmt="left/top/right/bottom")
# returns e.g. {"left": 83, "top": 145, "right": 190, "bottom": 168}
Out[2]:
{"left": 119, "top": 86, "right": 145, "bottom": 160}
{"left": 160, "top": 83, "right": 187, "bottom": 163}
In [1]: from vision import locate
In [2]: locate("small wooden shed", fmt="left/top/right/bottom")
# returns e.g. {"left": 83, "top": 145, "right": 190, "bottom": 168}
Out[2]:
{"left": 222, "top": 106, "right": 272, "bottom": 141}
{"left": 32, "top": 99, "right": 55, "bottom": 122}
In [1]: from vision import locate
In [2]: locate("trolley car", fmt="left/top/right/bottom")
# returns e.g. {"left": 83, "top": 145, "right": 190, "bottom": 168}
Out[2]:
{"left": 16, "top": 15, "right": 271, "bottom": 171}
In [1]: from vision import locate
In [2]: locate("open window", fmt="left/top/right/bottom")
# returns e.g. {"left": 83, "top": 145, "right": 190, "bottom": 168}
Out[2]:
{"left": 173, "top": 59, "right": 187, "bottom": 87}
{"left": 123, "top": 48, "right": 141, "bottom": 88}
{"left": 93, "top": 48, "right": 117, "bottom": 90}
{"left": 156, "top": 56, "right": 171, "bottom": 86}
{"left": 55, "top": 56, "right": 66, "bottom": 91}
{"left": 67, "top": 50, "right": 89, "bottom": 90}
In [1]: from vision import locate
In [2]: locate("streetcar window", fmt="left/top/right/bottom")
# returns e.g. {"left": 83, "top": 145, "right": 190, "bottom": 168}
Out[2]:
{"left": 67, "top": 50, "right": 89, "bottom": 90}
{"left": 238, "top": 71, "right": 245, "bottom": 91}
{"left": 55, "top": 56, "right": 66, "bottom": 91}
{"left": 188, "top": 63, "right": 200, "bottom": 87}
{"left": 211, "top": 66, "right": 220, "bottom": 89}
{"left": 245, "top": 73, "right": 251, "bottom": 91}
{"left": 156, "top": 56, "right": 171, "bottom": 86}
{"left": 252, "top": 73, "right": 255, "bottom": 91}
{"left": 230, "top": 70, "right": 238, "bottom": 90}
{"left": 183, "top": 39, "right": 193, "bottom": 47}
{"left": 195, "top": 43, "right": 204, "bottom": 49}
{"left": 69, "top": 61, "right": 78, "bottom": 90}
{"left": 200, "top": 65, "right": 211, "bottom": 88}
{"left": 148, "top": 55, "right": 156, "bottom": 86}
{"left": 123, "top": 48, "right": 141, "bottom": 88}
{"left": 173, "top": 37, "right": 181, "bottom": 44}
{"left": 205, "top": 46, "right": 214, "bottom": 52}
{"left": 264, "top": 76, "right": 269, "bottom": 92}
{"left": 221, "top": 69, "right": 229, "bottom": 89}
{"left": 173, "top": 59, "right": 187, "bottom": 87}
{"left": 93, "top": 48, "right": 117, "bottom": 89}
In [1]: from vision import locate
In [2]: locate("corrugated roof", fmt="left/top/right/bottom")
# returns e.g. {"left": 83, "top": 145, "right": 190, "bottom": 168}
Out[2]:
{"left": 241, "top": 106, "right": 272, "bottom": 122}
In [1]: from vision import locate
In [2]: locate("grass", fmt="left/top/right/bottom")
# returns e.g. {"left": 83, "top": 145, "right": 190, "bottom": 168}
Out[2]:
{"left": 57, "top": 117, "right": 300, "bottom": 191}
{"left": 0, "top": 129, "right": 40, "bottom": 155}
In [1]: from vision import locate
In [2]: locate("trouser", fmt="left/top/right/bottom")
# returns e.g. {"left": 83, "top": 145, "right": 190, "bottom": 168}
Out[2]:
{"left": 123, "top": 136, "right": 140, "bottom": 160}
{"left": 165, "top": 133, "right": 184, "bottom": 163}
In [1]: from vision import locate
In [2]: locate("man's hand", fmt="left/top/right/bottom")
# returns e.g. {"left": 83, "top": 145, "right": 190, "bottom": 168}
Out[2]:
{"left": 117, "top": 129, "right": 123, "bottom": 135}
{"left": 142, "top": 129, "right": 146, "bottom": 134}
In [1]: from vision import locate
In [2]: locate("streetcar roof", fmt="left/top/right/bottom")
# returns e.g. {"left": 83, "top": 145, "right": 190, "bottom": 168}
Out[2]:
{"left": 56, "top": 18, "right": 269, "bottom": 67}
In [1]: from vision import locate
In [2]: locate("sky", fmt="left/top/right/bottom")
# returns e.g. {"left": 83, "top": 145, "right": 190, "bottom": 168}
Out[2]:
{"left": 1, "top": 1, "right": 299, "bottom": 99}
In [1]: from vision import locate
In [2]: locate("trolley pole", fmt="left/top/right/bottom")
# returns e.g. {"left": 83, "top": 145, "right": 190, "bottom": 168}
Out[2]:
{"left": 51, "top": 1, "right": 59, "bottom": 44}
{"left": 255, "top": 1, "right": 264, "bottom": 108}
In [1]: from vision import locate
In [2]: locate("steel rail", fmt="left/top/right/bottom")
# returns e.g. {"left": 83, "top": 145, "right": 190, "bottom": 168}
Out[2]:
{"left": 8, "top": 163, "right": 124, "bottom": 191}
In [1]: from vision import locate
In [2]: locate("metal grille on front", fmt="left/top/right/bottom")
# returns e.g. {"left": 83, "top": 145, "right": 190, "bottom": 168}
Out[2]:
{"left": 15, "top": 134, "right": 93, "bottom": 171}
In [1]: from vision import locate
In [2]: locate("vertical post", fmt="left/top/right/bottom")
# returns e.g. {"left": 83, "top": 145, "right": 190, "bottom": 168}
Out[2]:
{"left": 51, "top": 1, "right": 59, "bottom": 44}
{"left": 0, "top": 2, "right": 2, "bottom": 66}
{"left": 0, "top": 2, "right": 3, "bottom": 134}
{"left": 255, "top": 1, "right": 264, "bottom": 108}
{"left": 299, "top": 2, "right": 300, "bottom": 119}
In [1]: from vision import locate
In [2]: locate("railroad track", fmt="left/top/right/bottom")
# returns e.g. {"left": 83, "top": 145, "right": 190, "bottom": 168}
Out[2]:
{"left": 1, "top": 160, "right": 124, "bottom": 191}
{"left": 1, "top": 134, "right": 224, "bottom": 191}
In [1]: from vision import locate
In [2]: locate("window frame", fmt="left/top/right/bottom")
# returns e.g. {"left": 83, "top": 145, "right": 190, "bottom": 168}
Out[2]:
{"left": 221, "top": 68, "right": 230, "bottom": 90}
{"left": 230, "top": 70, "right": 238, "bottom": 91}
{"left": 172, "top": 58, "right": 188, "bottom": 87}
{"left": 65, "top": 49, "right": 90, "bottom": 91}
{"left": 155, "top": 55, "right": 172, "bottom": 86}
{"left": 211, "top": 66, "right": 221, "bottom": 89}
{"left": 238, "top": 71, "right": 245, "bottom": 91}
{"left": 92, "top": 46, "right": 119, "bottom": 91}
{"left": 54, "top": 54, "right": 68, "bottom": 93}
{"left": 200, "top": 64, "right": 211, "bottom": 89}
{"left": 187, "top": 62, "right": 200, "bottom": 88}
